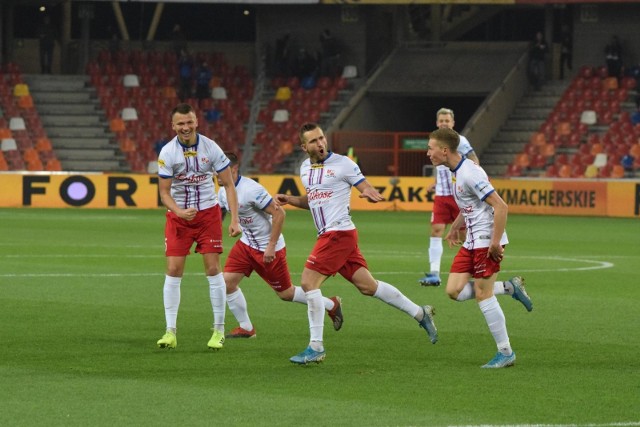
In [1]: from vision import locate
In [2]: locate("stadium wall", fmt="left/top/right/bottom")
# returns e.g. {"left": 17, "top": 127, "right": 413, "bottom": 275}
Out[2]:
{"left": 1, "top": 173, "right": 639, "bottom": 218}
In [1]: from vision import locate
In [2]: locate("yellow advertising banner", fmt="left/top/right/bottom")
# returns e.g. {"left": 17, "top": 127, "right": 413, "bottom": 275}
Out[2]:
{"left": 0, "top": 173, "right": 160, "bottom": 209}
{"left": 0, "top": 173, "right": 638, "bottom": 218}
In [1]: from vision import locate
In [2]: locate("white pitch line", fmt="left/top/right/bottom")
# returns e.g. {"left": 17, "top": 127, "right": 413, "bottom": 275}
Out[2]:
{"left": 0, "top": 255, "right": 616, "bottom": 278}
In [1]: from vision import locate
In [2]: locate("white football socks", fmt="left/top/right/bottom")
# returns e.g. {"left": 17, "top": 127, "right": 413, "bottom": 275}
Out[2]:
{"left": 163, "top": 275, "right": 182, "bottom": 332}
{"left": 293, "top": 286, "right": 335, "bottom": 311}
{"left": 455, "top": 281, "right": 510, "bottom": 302}
{"left": 227, "top": 288, "right": 253, "bottom": 331}
{"left": 478, "top": 296, "right": 512, "bottom": 356}
{"left": 428, "top": 237, "right": 443, "bottom": 273}
{"left": 373, "top": 280, "right": 421, "bottom": 319}
{"left": 305, "top": 289, "right": 324, "bottom": 351}
{"left": 208, "top": 273, "right": 226, "bottom": 333}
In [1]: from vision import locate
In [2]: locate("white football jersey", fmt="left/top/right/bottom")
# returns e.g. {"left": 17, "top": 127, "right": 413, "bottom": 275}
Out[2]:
{"left": 218, "top": 175, "right": 285, "bottom": 252}
{"left": 299, "top": 152, "right": 363, "bottom": 235}
{"left": 158, "top": 134, "right": 230, "bottom": 211}
{"left": 452, "top": 158, "right": 508, "bottom": 250}
{"left": 435, "top": 134, "right": 474, "bottom": 196}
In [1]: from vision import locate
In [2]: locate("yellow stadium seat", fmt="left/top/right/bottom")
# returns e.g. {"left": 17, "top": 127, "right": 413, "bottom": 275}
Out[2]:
{"left": 13, "top": 83, "right": 30, "bottom": 97}
{"left": 274, "top": 86, "right": 292, "bottom": 101}
{"left": 583, "top": 164, "right": 598, "bottom": 178}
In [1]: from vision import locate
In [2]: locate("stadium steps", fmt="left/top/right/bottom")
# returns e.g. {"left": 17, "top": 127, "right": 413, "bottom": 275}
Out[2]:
{"left": 481, "top": 80, "right": 570, "bottom": 177}
{"left": 24, "top": 74, "right": 127, "bottom": 172}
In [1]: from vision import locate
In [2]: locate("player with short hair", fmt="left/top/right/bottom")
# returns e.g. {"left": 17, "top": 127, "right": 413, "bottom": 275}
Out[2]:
{"left": 420, "top": 108, "right": 479, "bottom": 287}
{"left": 156, "top": 103, "right": 241, "bottom": 351}
{"left": 276, "top": 122, "right": 438, "bottom": 365}
{"left": 427, "top": 127, "right": 532, "bottom": 368}
{"left": 217, "top": 152, "right": 343, "bottom": 339}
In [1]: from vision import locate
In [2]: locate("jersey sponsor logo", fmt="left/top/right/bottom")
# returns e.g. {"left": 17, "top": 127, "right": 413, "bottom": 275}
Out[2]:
{"left": 307, "top": 188, "right": 333, "bottom": 201}
{"left": 175, "top": 172, "right": 209, "bottom": 184}
{"left": 240, "top": 217, "right": 254, "bottom": 225}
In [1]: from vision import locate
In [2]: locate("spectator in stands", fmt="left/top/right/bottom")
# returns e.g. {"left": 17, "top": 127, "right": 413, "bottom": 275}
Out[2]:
{"left": 195, "top": 61, "right": 213, "bottom": 103}
{"left": 171, "top": 24, "right": 188, "bottom": 56}
{"left": 344, "top": 145, "right": 361, "bottom": 171}
{"left": 274, "top": 33, "right": 292, "bottom": 77}
{"left": 319, "top": 29, "right": 341, "bottom": 78}
{"left": 293, "top": 48, "right": 318, "bottom": 81}
{"left": 38, "top": 15, "right": 56, "bottom": 74}
{"left": 528, "top": 31, "right": 548, "bottom": 91}
{"left": 154, "top": 138, "right": 168, "bottom": 156}
{"left": 107, "top": 25, "right": 120, "bottom": 54}
{"left": 630, "top": 65, "right": 640, "bottom": 109}
{"left": 621, "top": 154, "right": 634, "bottom": 177}
{"left": 559, "top": 24, "right": 573, "bottom": 80}
{"left": 605, "top": 35, "right": 623, "bottom": 80}
{"left": 178, "top": 49, "right": 194, "bottom": 101}
{"left": 631, "top": 107, "right": 640, "bottom": 126}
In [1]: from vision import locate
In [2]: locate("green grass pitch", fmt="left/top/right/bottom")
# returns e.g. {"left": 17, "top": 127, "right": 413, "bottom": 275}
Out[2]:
{"left": 1, "top": 208, "right": 639, "bottom": 426}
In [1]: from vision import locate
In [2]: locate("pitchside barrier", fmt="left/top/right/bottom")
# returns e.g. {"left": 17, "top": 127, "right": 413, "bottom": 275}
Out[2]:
{"left": 1, "top": 172, "right": 639, "bottom": 218}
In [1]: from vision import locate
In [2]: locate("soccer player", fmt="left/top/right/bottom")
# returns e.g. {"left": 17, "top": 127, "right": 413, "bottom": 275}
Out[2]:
{"left": 156, "top": 103, "right": 241, "bottom": 351}
{"left": 427, "top": 127, "right": 532, "bottom": 368}
{"left": 276, "top": 122, "right": 438, "bottom": 365}
{"left": 217, "top": 152, "right": 343, "bottom": 339}
{"left": 420, "top": 108, "right": 479, "bottom": 287}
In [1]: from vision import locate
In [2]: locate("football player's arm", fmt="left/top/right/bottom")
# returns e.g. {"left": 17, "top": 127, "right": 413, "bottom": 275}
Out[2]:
{"left": 428, "top": 172, "right": 437, "bottom": 192}
{"left": 445, "top": 213, "right": 465, "bottom": 248}
{"left": 275, "top": 193, "right": 309, "bottom": 210}
{"left": 484, "top": 191, "right": 508, "bottom": 262}
{"left": 466, "top": 151, "right": 479, "bottom": 164}
{"left": 159, "top": 177, "right": 197, "bottom": 221}
{"left": 355, "top": 179, "right": 385, "bottom": 203}
{"left": 262, "top": 201, "right": 285, "bottom": 264}
{"left": 217, "top": 167, "right": 241, "bottom": 237}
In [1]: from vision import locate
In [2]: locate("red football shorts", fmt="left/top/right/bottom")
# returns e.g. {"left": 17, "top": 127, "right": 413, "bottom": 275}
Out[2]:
{"left": 224, "top": 241, "right": 292, "bottom": 292}
{"left": 431, "top": 195, "right": 460, "bottom": 225}
{"left": 164, "top": 205, "right": 223, "bottom": 256}
{"left": 450, "top": 246, "right": 503, "bottom": 279}
{"left": 306, "top": 229, "right": 368, "bottom": 282}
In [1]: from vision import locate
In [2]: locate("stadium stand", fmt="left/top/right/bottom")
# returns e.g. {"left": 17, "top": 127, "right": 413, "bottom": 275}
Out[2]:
{"left": 82, "top": 48, "right": 253, "bottom": 172}
{"left": 504, "top": 65, "right": 639, "bottom": 179}
{"left": 250, "top": 75, "right": 354, "bottom": 173}
{"left": 0, "top": 62, "right": 61, "bottom": 171}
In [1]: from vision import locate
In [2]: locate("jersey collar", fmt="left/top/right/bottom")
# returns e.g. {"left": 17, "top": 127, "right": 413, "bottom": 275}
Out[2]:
{"left": 451, "top": 157, "right": 465, "bottom": 173}
{"left": 177, "top": 133, "right": 199, "bottom": 148}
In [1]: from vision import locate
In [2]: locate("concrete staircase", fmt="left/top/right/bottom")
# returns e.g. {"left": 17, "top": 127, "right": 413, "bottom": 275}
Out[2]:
{"left": 481, "top": 80, "right": 570, "bottom": 177}
{"left": 24, "top": 74, "right": 128, "bottom": 172}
